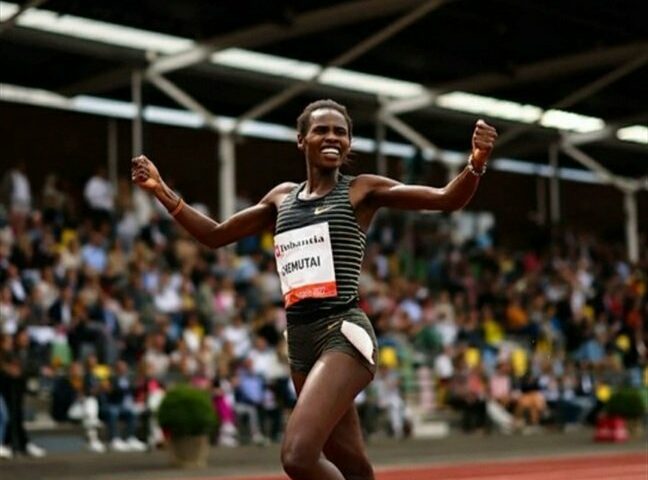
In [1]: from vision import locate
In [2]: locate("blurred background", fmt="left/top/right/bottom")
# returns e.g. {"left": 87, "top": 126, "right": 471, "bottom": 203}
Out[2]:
{"left": 0, "top": 0, "right": 646, "bottom": 479}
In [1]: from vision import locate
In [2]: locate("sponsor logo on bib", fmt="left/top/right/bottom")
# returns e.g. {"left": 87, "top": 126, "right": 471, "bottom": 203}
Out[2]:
{"left": 274, "top": 222, "right": 337, "bottom": 307}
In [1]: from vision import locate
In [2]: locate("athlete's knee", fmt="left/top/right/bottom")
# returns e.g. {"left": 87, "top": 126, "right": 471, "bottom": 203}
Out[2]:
{"left": 325, "top": 444, "right": 374, "bottom": 479}
{"left": 338, "top": 454, "right": 374, "bottom": 480}
{"left": 281, "top": 440, "right": 319, "bottom": 478}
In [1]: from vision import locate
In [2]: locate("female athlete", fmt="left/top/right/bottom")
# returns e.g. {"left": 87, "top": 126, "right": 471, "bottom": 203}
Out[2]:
{"left": 132, "top": 99, "right": 497, "bottom": 480}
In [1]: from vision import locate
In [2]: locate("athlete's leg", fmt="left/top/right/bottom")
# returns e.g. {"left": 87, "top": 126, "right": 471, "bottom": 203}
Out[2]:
{"left": 282, "top": 352, "right": 372, "bottom": 480}
{"left": 291, "top": 371, "right": 374, "bottom": 480}
{"left": 323, "top": 406, "right": 375, "bottom": 480}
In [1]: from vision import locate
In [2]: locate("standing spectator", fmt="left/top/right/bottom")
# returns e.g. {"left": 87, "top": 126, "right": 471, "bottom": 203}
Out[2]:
{"left": 0, "top": 334, "right": 14, "bottom": 459}
{"left": 84, "top": 166, "right": 114, "bottom": 227}
{"left": 41, "top": 174, "right": 67, "bottom": 227}
{"left": 2, "top": 328, "right": 46, "bottom": 457}
{"left": 1, "top": 161, "right": 31, "bottom": 229}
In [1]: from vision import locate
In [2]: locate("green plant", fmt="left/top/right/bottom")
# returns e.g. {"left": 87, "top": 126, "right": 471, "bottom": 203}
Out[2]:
{"left": 158, "top": 385, "right": 219, "bottom": 437}
{"left": 606, "top": 388, "right": 646, "bottom": 420}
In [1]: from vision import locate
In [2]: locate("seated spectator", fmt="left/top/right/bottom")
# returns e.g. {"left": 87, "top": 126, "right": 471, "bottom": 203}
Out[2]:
{"left": 48, "top": 285, "right": 75, "bottom": 329}
{"left": 67, "top": 301, "right": 107, "bottom": 363}
{"left": 51, "top": 361, "right": 105, "bottom": 452}
{"left": 232, "top": 358, "right": 267, "bottom": 445}
{"left": 374, "top": 365, "right": 407, "bottom": 439}
{"left": 447, "top": 357, "right": 488, "bottom": 433}
{"left": 81, "top": 231, "right": 109, "bottom": 275}
{"left": 142, "top": 331, "right": 171, "bottom": 381}
{"left": 513, "top": 370, "right": 547, "bottom": 433}
{"left": 213, "top": 365, "right": 238, "bottom": 448}
{"left": 133, "top": 360, "right": 165, "bottom": 448}
{"left": 487, "top": 360, "right": 516, "bottom": 433}
{"left": 102, "top": 360, "right": 146, "bottom": 452}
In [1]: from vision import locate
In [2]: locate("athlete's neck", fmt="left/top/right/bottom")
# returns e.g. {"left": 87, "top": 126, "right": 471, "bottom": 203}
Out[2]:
{"left": 302, "top": 167, "right": 338, "bottom": 199}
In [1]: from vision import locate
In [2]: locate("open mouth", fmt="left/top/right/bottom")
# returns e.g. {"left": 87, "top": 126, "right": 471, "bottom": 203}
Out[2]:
{"left": 320, "top": 146, "right": 341, "bottom": 159}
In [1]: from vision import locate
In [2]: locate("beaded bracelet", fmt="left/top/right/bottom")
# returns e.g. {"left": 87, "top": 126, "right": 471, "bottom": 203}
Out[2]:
{"left": 467, "top": 156, "right": 487, "bottom": 176}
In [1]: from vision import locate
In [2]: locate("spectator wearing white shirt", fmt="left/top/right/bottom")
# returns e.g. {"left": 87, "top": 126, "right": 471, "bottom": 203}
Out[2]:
{"left": 83, "top": 166, "right": 114, "bottom": 227}
{"left": 222, "top": 314, "right": 252, "bottom": 361}
{"left": 1, "top": 162, "right": 31, "bottom": 230}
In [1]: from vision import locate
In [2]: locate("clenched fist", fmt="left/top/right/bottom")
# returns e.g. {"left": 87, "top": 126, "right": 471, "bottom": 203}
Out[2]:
{"left": 131, "top": 155, "right": 162, "bottom": 191}
{"left": 470, "top": 119, "right": 498, "bottom": 172}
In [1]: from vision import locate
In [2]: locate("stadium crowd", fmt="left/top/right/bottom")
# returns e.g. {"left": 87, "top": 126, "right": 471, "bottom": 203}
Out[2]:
{"left": 0, "top": 163, "right": 646, "bottom": 458}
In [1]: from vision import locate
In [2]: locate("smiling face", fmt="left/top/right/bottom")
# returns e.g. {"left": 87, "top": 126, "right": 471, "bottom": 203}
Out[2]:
{"left": 297, "top": 108, "right": 351, "bottom": 170}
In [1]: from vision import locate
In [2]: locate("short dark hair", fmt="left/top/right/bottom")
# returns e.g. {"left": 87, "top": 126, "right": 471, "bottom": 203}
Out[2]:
{"left": 296, "top": 99, "right": 353, "bottom": 139}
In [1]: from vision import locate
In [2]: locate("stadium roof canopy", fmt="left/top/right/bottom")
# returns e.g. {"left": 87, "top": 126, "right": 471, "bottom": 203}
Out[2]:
{"left": 1, "top": 0, "right": 647, "bottom": 181}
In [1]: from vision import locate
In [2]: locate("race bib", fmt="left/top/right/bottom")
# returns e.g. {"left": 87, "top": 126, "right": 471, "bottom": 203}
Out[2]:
{"left": 274, "top": 222, "right": 337, "bottom": 307}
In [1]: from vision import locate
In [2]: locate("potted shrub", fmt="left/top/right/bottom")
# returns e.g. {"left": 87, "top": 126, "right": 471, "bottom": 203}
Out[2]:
{"left": 605, "top": 388, "right": 646, "bottom": 436}
{"left": 158, "top": 385, "right": 219, "bottom": 468}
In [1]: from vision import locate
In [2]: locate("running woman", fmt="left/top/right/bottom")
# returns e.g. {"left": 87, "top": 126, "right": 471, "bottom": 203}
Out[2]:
{"left": 132, "top": 99, "right": 497, "bottom": 480}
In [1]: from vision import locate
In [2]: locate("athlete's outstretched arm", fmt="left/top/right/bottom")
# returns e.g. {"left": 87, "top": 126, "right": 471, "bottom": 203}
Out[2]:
{"left": 356, "top": 120, "right": 497, "bottom": 213}
{"left": 131, "top": 155, "right": 293, "bottom": 249}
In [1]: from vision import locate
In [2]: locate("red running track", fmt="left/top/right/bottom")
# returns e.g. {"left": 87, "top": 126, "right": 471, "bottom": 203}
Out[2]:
{"left": 188, "top": 452, "right": 646, "bottom": 480}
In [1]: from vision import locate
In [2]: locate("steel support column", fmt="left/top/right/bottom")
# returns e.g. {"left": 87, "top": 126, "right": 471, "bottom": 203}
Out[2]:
{"left": 536, "top": 175, "right": 547, "bottom": 226}
{"left": 375, "top": 115, "right": 387, "bottom": 176}
{"left": 218, "top": 134, "right": 236, "bottom": 221}
{"left": 107, "top": 119, "right": 118, "bottom": 190}
{"left": 549, "top": 144, "right": 560, "bottom": 225}
{"left": 624, "top": 192, "right": 639, "bottom": 264}
{"left": 131, "top": 71, "right": 143, "bottom": 155}
{"left": 146, "top": 73, "right": 236, "bottom": 221}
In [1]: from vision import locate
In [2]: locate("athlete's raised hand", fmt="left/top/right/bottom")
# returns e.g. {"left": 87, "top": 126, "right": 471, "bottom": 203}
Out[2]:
{"left": 470, "top": 119, "right": 498, "bottom": 172}
{"left": 131, "top": 155, "right": 162, "bottom": 192}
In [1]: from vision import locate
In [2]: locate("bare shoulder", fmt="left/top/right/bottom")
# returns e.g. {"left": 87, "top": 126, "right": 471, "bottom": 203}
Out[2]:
{"left": 273, "top": 181, "right": 299, "bottom": 193}
{"left": 260, "top": 181, "right": 298, "bottom": 207}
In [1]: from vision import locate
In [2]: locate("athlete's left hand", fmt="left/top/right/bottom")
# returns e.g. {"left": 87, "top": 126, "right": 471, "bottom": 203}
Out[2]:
{"left": 470, "top": 119, "right": 498, "bottom": 171}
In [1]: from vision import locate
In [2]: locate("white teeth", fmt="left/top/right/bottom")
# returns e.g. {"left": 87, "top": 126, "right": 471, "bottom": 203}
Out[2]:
{"left": 321, "top": 148, "right": 340, "bottom": 155}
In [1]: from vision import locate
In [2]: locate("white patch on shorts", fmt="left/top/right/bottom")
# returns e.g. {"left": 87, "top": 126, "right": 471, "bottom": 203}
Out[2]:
{"left": 340, "top": 321, "right": 375, "bottom": 365}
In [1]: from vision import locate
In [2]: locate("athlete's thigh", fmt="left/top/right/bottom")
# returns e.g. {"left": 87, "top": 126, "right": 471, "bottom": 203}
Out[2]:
{"left": 292, "top": 369, "right": 368, "bottom": 462}
{"left": 283, "top": 351, "right": 372, "bottom": 453}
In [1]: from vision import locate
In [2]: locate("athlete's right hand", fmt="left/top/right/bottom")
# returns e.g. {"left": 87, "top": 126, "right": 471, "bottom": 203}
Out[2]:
{"left": 131, "top": 155, "right": 162, "bottom": 191}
